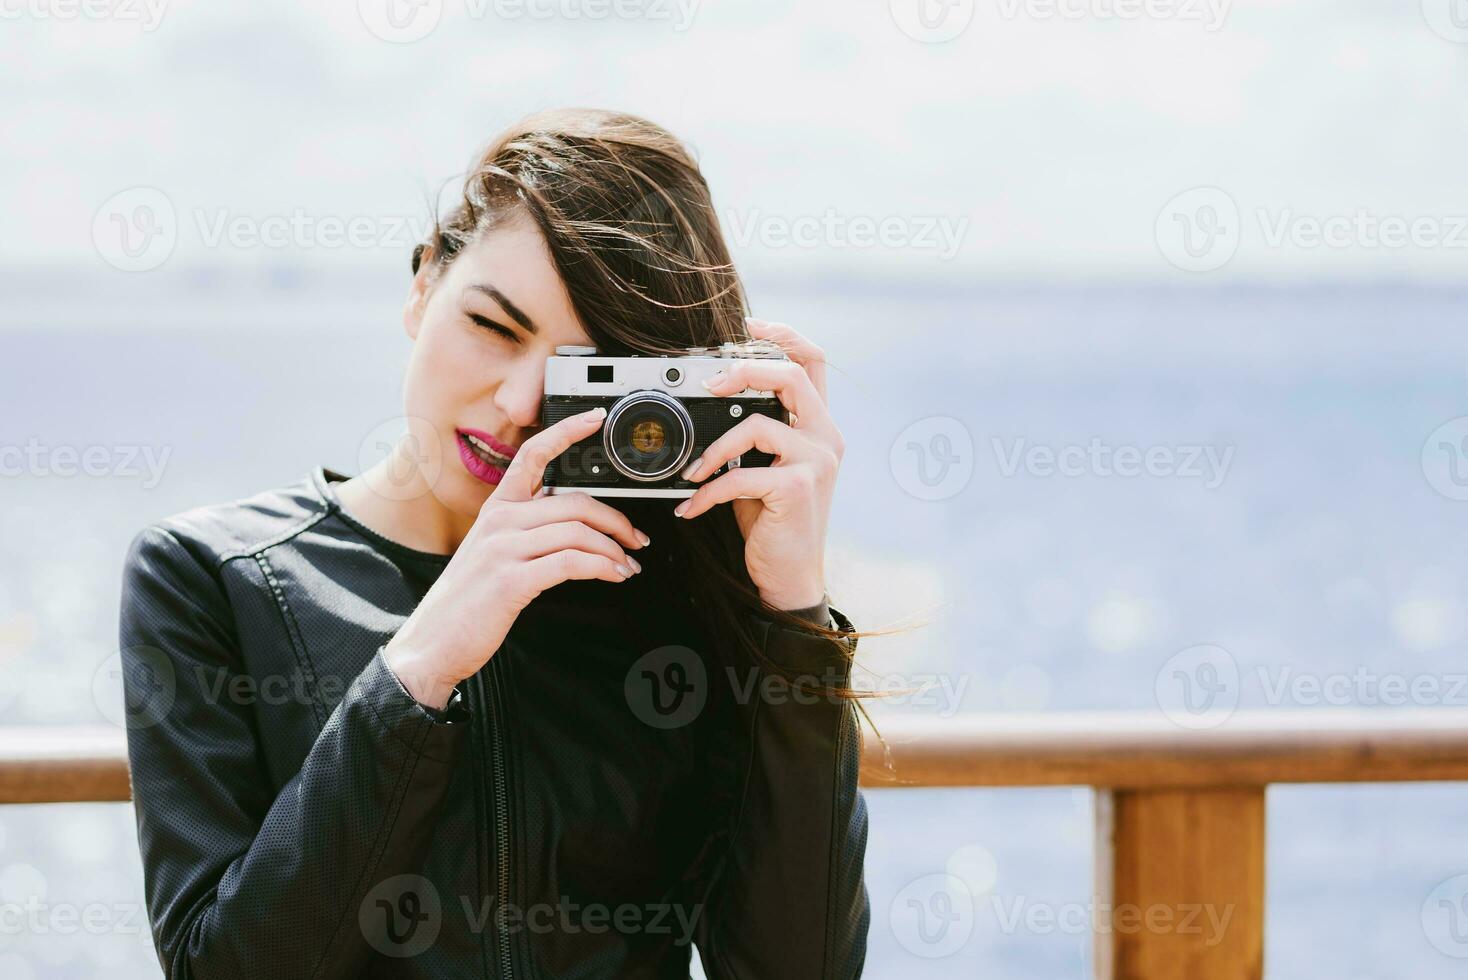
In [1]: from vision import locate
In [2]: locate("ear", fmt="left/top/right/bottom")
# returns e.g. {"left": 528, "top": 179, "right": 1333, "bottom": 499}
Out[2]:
{"left": 403, "top": 246, "right": 436, "bottom": 342}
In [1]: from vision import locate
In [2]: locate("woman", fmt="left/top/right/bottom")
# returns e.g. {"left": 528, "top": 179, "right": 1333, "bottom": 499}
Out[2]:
{"left": 119, "top": 107, "right": 869, "bottom": 979}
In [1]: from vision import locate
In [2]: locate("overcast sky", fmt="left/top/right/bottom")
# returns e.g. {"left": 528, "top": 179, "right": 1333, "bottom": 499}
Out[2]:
{"left": 3, "top": 0, "right": 1467, "bottom": 283}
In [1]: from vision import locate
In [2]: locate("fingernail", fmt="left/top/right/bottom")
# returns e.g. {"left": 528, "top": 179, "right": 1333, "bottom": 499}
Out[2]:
{"left": 627, "top": 556, "right": 642, "bottom": 573}
{"left": 673, "top": 500, "right": 690, "bottom": 517}
{"left": 636, "top": 530, "right": 651, "bottom": 547}
{"left": 701, "top": 372, "right": 723, "bottom": 390}
{"left": 681, "top": 456, "right": 702, "bottom": 481}
{"left": 615, "top": 563, "right": 632, "bottom": 577}
{"left": 583, "top": 407, "right": 606, "bottom": 421}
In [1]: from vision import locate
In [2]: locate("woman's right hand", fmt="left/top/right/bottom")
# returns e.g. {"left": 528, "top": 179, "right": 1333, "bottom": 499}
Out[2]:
{"left": 383, "top": 406, "right": 650, "bottom": 709}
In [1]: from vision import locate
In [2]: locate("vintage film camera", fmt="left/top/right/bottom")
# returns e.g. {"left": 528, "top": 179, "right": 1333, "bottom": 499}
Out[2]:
{"left": 542, "top": 339, "right": 789, "bottom": 497}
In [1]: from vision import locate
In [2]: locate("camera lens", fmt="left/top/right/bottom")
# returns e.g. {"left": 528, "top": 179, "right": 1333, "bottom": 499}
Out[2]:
{"left": 604, "top": 391, "right": 694, "bottom": 482}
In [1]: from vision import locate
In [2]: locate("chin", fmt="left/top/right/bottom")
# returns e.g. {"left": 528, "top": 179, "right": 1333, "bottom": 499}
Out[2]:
{"left": 429, "top": 469, "right": 495, "bottom": 519}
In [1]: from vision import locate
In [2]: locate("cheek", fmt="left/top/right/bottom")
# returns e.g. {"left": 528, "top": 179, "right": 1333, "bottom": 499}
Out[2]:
{"left": 403, "top": 321, "right": 499, "bottom": 416}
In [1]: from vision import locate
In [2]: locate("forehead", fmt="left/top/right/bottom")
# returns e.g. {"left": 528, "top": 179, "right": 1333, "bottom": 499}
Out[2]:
{"left": 443, "top": 220, "right": 593, "bottom": 346}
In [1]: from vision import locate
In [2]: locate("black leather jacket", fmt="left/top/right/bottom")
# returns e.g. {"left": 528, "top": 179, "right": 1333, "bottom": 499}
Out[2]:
{"left": 118, "top": 466, "right": 869, "bottom": 979}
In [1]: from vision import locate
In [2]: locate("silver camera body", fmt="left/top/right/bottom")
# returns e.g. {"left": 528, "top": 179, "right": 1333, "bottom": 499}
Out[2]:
{"left": 542, "top": 339, "right": 790, "bottom": 498}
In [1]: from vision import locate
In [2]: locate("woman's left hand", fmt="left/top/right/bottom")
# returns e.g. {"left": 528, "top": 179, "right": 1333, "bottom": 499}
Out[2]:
{"left": 673, "top": 318, "right": 842, "bottom": 611}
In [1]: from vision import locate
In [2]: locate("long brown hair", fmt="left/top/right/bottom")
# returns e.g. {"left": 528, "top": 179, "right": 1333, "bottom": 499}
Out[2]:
{"left": 412, "top": 107, "right": 886, "bottom": 700}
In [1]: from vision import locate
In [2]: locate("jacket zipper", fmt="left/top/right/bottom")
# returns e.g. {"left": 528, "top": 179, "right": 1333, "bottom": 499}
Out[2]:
{"left": 472, "top": 659, "right": 515, "bottom": 978}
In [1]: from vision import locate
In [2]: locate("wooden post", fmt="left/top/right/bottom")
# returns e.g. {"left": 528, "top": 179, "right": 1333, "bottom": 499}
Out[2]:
{"left": 1095, "top": 787, "right": 1265, "bottom": 980}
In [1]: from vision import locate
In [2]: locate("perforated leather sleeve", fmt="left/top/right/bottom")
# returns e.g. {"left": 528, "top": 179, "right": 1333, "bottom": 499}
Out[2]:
{"left": 119, "top": 525, "right": 468, "bottom": 979}
{"left": 694, "top": 603, "right": 871, "bottom": 979}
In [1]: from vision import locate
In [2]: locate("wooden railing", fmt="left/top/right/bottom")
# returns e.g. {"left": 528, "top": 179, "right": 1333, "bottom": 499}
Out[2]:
{"left": 6, "top": 710, "right": 1468, "bottom": 979}
{"left": 861, "top": 710, "right": 1468, "bottom": 979}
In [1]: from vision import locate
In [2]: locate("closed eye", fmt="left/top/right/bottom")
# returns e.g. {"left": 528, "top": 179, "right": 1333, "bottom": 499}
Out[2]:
{"left": 467, "top": 312, "right": 519, "bottom": 343}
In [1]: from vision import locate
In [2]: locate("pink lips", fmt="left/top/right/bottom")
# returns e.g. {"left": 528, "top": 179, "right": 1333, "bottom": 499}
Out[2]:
{"left": 455, "top": 427, "right": 519, "bottom": 486}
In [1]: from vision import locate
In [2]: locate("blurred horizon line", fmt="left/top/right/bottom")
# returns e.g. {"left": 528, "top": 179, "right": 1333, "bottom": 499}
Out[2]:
{"left": 4, "top": 260, "right": 1467, "bottom": 302}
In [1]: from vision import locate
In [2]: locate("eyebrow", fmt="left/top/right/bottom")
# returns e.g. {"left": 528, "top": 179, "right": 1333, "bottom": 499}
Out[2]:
{"left": 466, "top": 283, "right": 539, "bottom": 335}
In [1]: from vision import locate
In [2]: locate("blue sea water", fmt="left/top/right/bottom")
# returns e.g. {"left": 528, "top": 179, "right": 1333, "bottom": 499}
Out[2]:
{"left": 1, "top": 275, "right": 1465, "bottom": 977}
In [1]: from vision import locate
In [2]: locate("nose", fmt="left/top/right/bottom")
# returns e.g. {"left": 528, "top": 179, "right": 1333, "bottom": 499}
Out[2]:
{"left": 495, "top": 357, "right": 545, "bottom": 434}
